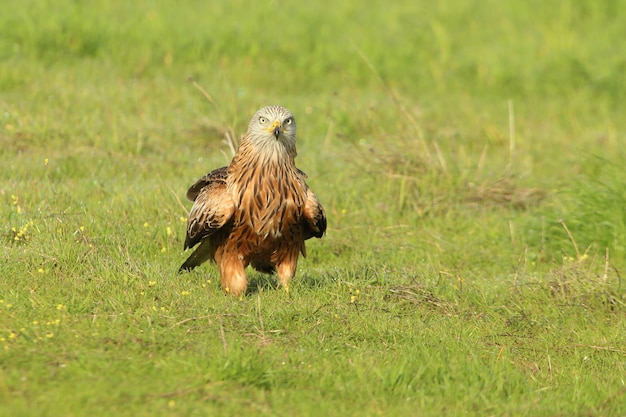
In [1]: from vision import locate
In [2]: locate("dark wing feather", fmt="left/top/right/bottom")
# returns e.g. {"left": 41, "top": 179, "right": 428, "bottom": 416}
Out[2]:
{"left": 183, "top": 166, "right": 234, "bottom": 250}
{"left": 186, "top": 166, "right": 228, "bottom": 201}
{"left": 298, "top": 169, "right": 326, "bottom": 240}
{"left": 302, "top": 188, "right": 326, "bottom": 240}
{"left": 179, "top": 239, "right": 213, "bottom": 272}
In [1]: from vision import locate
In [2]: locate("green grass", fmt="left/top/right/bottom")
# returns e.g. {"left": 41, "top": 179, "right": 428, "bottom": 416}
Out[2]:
{"left": 2, "top": 0, "right": 626, "bottom": 415}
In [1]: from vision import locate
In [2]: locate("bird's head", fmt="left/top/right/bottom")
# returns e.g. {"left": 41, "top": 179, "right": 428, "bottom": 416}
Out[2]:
{"left": 248, "top": 105, "right": 297, "bottom": 151}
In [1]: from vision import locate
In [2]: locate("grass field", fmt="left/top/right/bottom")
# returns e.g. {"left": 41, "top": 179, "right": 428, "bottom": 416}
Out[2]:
{"left": 2, "top": 0, "right": 626, "bottom": 415}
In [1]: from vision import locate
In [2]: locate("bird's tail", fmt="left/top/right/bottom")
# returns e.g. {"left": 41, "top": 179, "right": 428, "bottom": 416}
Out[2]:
{"left": 178, "top": 239, "right": 212, "bottom": 273}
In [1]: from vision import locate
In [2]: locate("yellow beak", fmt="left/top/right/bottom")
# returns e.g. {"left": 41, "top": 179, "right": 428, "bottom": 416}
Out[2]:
{"left": 265, "top": 120, "right": 281, "bottom": 139}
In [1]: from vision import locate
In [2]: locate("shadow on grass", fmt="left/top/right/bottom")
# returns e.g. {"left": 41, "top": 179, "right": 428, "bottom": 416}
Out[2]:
{"left": 245, "top": 271, "right": 331, "bottom": 295}
{"left": 179, "top": 266, "right": 331, "bottom": 296}
{"left": 245, "top": 273, "right": 278, "bottom": 295}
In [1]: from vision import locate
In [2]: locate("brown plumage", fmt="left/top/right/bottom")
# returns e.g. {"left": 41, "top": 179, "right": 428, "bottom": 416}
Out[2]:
{"left": 179, "top": 105, "right": 326, "bottom": 296}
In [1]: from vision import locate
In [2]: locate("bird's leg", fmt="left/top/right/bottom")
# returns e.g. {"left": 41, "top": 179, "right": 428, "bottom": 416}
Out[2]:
{"left": 219, "top": 256, "right": 248, "bottom": 297}
{"left": 276, "top": 258, "right": 297, "bottom": 293}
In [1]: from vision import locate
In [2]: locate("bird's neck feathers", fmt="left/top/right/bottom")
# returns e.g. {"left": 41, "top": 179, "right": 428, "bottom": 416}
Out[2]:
{"left": 233, "top": 135, "right": 297, "bottom": 168}
{"left": 226, "top": 135, "right": 306, "bottom": 228}
{"left": 227, "top": 136, "right": 300, "bottom": 197}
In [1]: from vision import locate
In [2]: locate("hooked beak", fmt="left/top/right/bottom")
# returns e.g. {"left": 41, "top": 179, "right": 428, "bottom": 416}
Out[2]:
{"left": 266, "top": 120, "right": 281, "bottom": 139}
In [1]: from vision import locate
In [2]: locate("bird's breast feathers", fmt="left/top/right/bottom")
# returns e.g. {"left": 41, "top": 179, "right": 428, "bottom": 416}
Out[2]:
{"left": 233, "top": 178, "right": 305, "bottom": 241}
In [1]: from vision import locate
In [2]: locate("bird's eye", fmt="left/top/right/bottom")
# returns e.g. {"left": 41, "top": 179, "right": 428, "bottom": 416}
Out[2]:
{"left": 259, "top": 117, "right": 267, "bottom": 124}
{"left": 284, "top": 117, "right": 293, "bottom": 125}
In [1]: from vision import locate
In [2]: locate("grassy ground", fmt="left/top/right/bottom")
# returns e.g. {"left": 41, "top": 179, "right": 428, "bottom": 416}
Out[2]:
{"left": 2, "top": 0, "right": 626, "bottom": 416}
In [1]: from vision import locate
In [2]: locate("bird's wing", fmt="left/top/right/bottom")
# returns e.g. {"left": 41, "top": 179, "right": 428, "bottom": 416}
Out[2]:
{"left": 302, "top": 188, "right": 327, "bottom": 240}
{"left": 298, "top": 170, "right": 326, "bottom": 240}
{"left": 186, "top": 166, "right": 229, "bottom": 201}
{"left": 184, "top": 166, "right": 234, "bottom": 250}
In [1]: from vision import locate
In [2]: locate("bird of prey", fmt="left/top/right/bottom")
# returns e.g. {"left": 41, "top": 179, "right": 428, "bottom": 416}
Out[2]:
{"left": 179, "top": 105, "right": 326, "bottom": 296}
